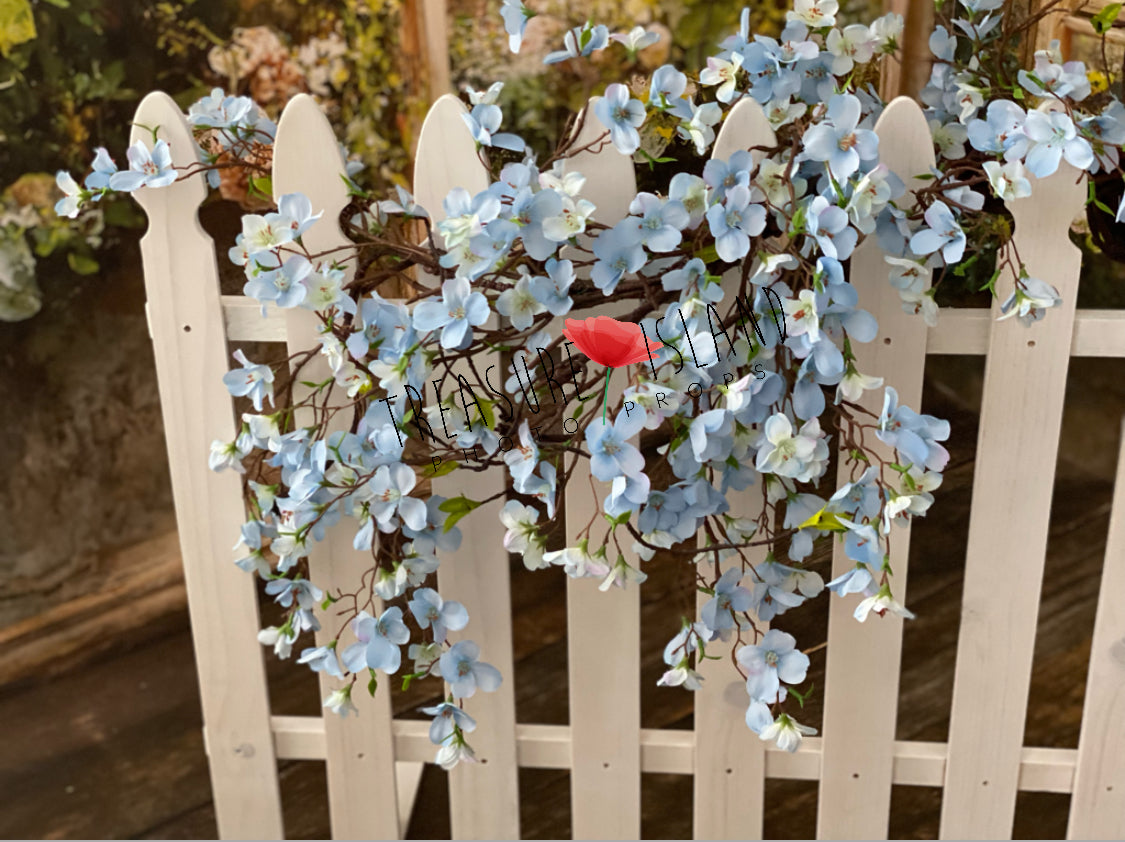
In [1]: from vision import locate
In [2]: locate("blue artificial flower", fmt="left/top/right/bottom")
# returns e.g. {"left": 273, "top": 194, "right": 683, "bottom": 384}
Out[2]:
{"left": 85, "top": 148, "right": 118, "bottom": 191}
{"left": 244, "top": 254, "right": 311, "bottom": 310}
{"left": 649, "top": 65, "right": 692, "bottom": 119}
{"left": 528, "top": 258, "right": 575, "bottom": 316}
{"left": 736, "top": 629, "right": 809, "bottom": 703}
{"left": 591, "top": 220, "right": 646, "bottom": 293}
{"left": 408, "top": 587, "right": 469, "bottom": 643}
{"left": 298, "top": 644, "right": 344, "bottom": 678}
{"left": 439, "top": 640, "right": 503, "bottom": 698}
{"left": 108, "top": 139, "right": 177, "bottom": 192}
{"left": 908, "top": 200, "right": 966, "bottom": 264}
{"left": 706, "top": 184, "right": 766, "bottom": 263}
{"left": 367, "top": 463, "right": 428, "bottom": 531}
{"left": 222, "top": 349, "right": 275, "bottom": 411}
{"left": 702, "top": 150, "right": 753, "bottom": 202}
{"left": 544, "top": 22, "right": 610, "bottom": 64}
{"left": 701, "top": 568, "right": 754, "bottom": 635}
{"left": 341, "top": 606, "right": 411, "bottom": 674}
{"left": 628, "top": 193, "right": 689, "bottom": 252}
{"left": 412, "top": 277, "right": 490, "bottom": 349}
{"left": 500, "top": 0, "right": 531, "bottom": 53}
{"left": 593, "top": 83, "right": 646, "bottom": 155}
{"left": 877, "top": 386, "right": 951, "bottom": 472}
{"left": 801, "top": 93, "right": 878, "bottom": 181}
{"left": 1022, "top": 110, "right": 1094, "bottom": 177}
{"left": 585, "top": 408, "right": 647, "bottom": 481}
{"left": 420, "top": 702, "right": 478, "bottom": 744}
{"left": 462, "top": 103, "right": 526, "bottom": 152}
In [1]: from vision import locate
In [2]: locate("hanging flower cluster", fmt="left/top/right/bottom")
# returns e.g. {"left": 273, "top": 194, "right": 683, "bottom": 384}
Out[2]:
{"left": 56, "top": 0, "right": 1125, "bottom": 767}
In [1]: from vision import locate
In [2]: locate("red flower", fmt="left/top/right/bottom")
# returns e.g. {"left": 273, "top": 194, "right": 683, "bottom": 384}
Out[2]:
{"left": 562, "top": 316, "right": 654, "bottom": 368}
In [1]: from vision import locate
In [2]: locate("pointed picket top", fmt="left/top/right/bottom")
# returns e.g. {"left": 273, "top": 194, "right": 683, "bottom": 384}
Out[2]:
{"left": 563, "top": 97, "right": 637, "bottom": 226}
{"left": 872, "top": 95, "right": 938, "bottom": 211}
{"left": 130, "top": 91, "right": 207, "bottom": 219}
{"left": 414, "top": 93, "right": 490, "bottom": 237}
{"left": 711, "top": 96, "right": 777, "bottom": 163}
{"left": 272, "top": 93, "right": 351, "bottom": 258}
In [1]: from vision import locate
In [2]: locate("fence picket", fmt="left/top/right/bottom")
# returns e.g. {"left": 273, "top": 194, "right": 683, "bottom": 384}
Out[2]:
{"left": 940, "top": 161, "right": 1086, "bottom": 839}
{"left": 130, "top": 92, "right": 285, "bottom": 839}
{"left": 1066, "top": 416, "right": 1125, "bottom": 840}
{"left": 559, "top": 99, "right": 643, "bottom": 840}
{"left": 413, "top": 94, "right": 522, "bottom": 840}
{"left": 273, "top": 93, "right": 402, "bottom": 840}
{"left": 689, "top": 97, "right": 778, "bottom": 840}
{"left": 816, "top": 97, "right": 936, "bottom": 839}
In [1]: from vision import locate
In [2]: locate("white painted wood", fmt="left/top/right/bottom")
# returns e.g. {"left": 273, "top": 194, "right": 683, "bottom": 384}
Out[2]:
{"left": 271, "top": 716, "right": 1081, "bottom": 793}
{"left": 273, "top": 93, "right": 401, "bottom": 840}
{"left": 413, "top": 93, "right": 521, "bottom": 841}
{"left": 556, "top": 98, "right": 643, "bottom": 841}
{"left": 1067, "top": 417, "right": 1125, "bottom": 839}
{"left": 130, "top": 91, "right": 285, "bottom": 840}
{"left": 690, "top": 97, "right": 778, "bottom": 841}
{"left": 940, "top": 162, "right": 1086, "bottom": 839}
{"left": 817, "top": 96, "right": 936, "bottom": 840}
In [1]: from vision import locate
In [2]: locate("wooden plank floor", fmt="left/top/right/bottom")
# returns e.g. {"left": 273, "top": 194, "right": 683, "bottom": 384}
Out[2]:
{"left": 1, "top": 356, "right": 1122, "bottom": 840}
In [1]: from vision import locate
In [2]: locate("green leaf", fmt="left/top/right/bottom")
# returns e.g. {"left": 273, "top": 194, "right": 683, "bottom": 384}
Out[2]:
{"left": 1092, "top": 3, "right": 1122, "bottom": 34}
{"left": 367, "top": 669, "right": 378, "bottom": 697}
{"left": 67, "top": 252, "right": 99, "bottom": 275}
{"left": 694, "top": 244, "right": 720, "bottom": 264}
{"left": 438, "top": 495, "right": 483, "bottom": 532}
{"left": 430, "top": 459, "right": 459, "bottom": 477}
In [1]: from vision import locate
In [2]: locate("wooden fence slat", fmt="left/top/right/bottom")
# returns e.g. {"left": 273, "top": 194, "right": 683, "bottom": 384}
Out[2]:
{"left": 1066, "top": 416, "right": 1125, "bottom": 839}
{"left": 690, "top": 97, "right": 777, "bottom": 841}
{"left": 559, "top": 100, "right": 643, "bottom": 841}
{"left": 816, "top": 96, "right": 936, "bottom": 840}
{"left": 130, "top": 92, "right": 285, "bottom": 840}
{"left": 413, "top": 93, "right": 521, "bottom": 840}
{"left": 939, "top": 161, "right": 1086, "bottom": 839}
{"left": 273, "top": 94, "right": 402, "bottom": 840}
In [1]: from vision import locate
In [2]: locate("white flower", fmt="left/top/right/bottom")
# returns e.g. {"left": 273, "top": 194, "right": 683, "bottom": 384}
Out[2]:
{"left": 788, "top": 0, "right": 839, "bottom": 28}
{"left": 826, "top": 24, "right": 875, "bottom": 76}
{"left": 998, "top": 277, "right": 1062, "bottom": 326}
{"left": 783, "top": 289, "right": 821, "bottom": 342}
{"left": 544, "top": 541, "right": 611, "bottom": 579}
{"left": 436, "top": 739, "right": 477, "bottom": 770}
{"left": 541, "top": 196, "right": 596, "bottom": 242}
{"left": 854, "top": 587, "right": 916, "bottom": 622}
{"left": 836, "top": 368, "right": 884, "bottom": 403}
{"left": 929, "top": 119, "right": 968, "bottom": 160}
{"left": 759, "top": 713, "right": 817, "bottom": 752}
{"left": 899, "top": 289, "right": 939, "bottom": 327}
{"left": 258, "top": 625, "right": 297, "bottom": 659}
{"left": 323, "top": 686, "right": 359, "bottom": 717}
{"left": 658, "top": 665, "right": 704, "bottom": 690}
{"left": 500, "top": 500, "right": 548, "bottom": 569}
{"left": 755, "top": 414, "right": 830, "bottom": 483}
{"left": 611, "top": 26, "right": 660, "bottom": 53}
{"left": 983, "top": 160, "right": 1032, "bottom": 202}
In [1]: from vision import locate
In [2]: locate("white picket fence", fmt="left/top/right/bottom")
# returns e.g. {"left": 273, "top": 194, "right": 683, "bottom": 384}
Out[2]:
{"left": 132, "top": 88, "right": 1125, "bottom": 840}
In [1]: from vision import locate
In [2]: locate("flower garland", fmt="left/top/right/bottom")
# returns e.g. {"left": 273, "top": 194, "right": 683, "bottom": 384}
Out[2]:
{"left": 56, "top": 0, "right": 1125, "bottom": 768}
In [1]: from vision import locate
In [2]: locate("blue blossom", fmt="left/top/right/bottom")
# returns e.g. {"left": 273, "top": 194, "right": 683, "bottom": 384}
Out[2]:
{"left": 222, "top": 349, "right": 275, "bottom": 411}
{"left": 585, "top": 409, "right": 647, "bottom": 481}
{"left": 509, "top": 186, "right": 563, "bottom": 260}
{"left": 500, "top": 0, "right": 531, "bottom": 52}
{"left": 593, "top": 83, "right": 646, "bottom": 155}
{"left": 909, "top": 200, "right": 965, "bottom": 264}
{"left": 702, "top": 150, "right": 753, "bottom": 202}
{"left": 591, "top": 221, "right": 646, "bottom": 293}
{"left": 264, "top": 577, "right": 324, "bottom": 610}
{"left": 366, "top": 463, "right": 428, "bottom": 531}
{"left": 298, "top": 644, "right": 344, "bottom": 677}
{"left": 420, "top": 702, "right": 478, "bottom": 744}
{"left": 187, "top": 88, "right": 254, "bottom": 129}
{"left": 413, "top": 277, "right": 490, "bottom": 349}
{"left": 801, "top": 93, "right": 878, "bottom": 181}
{"left": 54, "top": 171, "right": 83, "bottom": 218}
{"left": 1022, "top": 110, "right": 1094, "bottom": 177}
{"left": 244, "top": 254, "right": 311, "bottom": 310}
{"left": 108, "top": 139, "right": 177, "bottom": 192}
{"left": 628, "top": 193, "right": 689, "bottom": 252}
{"left": 544, "top": 22, "right": 611, "bottom": 64}
{"left": 649, "top": 65, "right": 691, "bottom": 119}
{"left": 408, "top": 587, "right": 469, "bottom": 643}
{"left": 877, "top": 386, "right": 951, "bottom": 472}
{"left": 341, "top": 606, "right": 411, "bottom": 674}
{"left": 440, "top": 640, "right": 503, "bottom": 698}
{"left": 462, "top": 103, "right": 525, "bottom": 152}
{"left": 737, "top": 629, "right": 809, "bottom": 703}
{"left": 998, "top": 276, "right": 1062, "bottom": 326}
{"left": 85, "top": 148, "right": 118, "bottom": 191}
{"left": 804, "top": 195, "right": 857, "bottom": 260}
{"left": 528, "top": 258, "right": 575, "bottom": 316}
{"left": 678, "top": 98, "right": 723, "bottom": 154}
{"left": 706, "top": 185, "right": 767, "bottom": 263}
{"left": 701, "top": 568, "right": 753, "bottom": 635}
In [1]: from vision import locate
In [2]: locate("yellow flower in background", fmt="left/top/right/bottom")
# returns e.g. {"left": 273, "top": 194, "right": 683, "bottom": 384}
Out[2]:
{"left": 0, "top": 0, "right": 36, "bottom": 57}
{"left": 1088, "top": 70, "right": 1110, "bottom": 95}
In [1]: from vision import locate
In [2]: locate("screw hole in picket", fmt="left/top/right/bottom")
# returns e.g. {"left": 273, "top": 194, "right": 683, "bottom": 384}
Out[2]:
{"left": 725, "top": 768, "right": 733, "bottom": 775}
{"left": 852, "top": 773, "right": 860, "bottom": 779}
{"left": 603, "top": 762, "right": 610, "bottom": 769}
{"left": 883, "top": 337, "right": 892, "bottom": 345}
{"left": 982, "top": 780, "right": 989, "bottom": 787}
{"left": 1028, "top": 339, "right": 1036, "bottom": 348}
{"left": 183, "top": 324, "right": 192, "bottom": 333}
{"left": 480, "top": 758, "right": 488, "bottom": 764}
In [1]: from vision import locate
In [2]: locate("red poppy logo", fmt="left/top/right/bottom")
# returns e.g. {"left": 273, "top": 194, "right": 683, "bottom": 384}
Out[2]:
{"left": 563, "top": 316, "right": 655, "bottom": 421}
